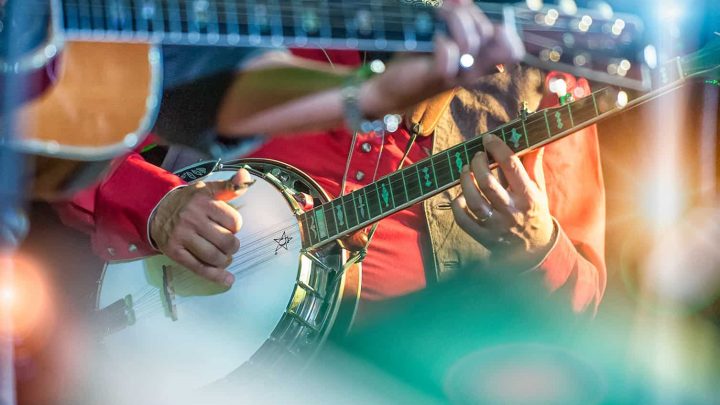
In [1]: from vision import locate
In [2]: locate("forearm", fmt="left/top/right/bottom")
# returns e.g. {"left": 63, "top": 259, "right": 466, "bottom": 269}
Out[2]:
{"left": 216, "top": 54, "right": 447, "bottom": 136}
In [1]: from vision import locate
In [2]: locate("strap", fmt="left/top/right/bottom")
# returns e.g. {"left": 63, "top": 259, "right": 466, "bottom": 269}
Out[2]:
{"left": 404, "top": 88, "right": 458, "bottom": 137}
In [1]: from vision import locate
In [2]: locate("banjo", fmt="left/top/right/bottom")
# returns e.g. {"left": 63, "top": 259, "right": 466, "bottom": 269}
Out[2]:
{"left": 95, "top": 37, "right": 720, "bottom": 391}
{"left": 2, "top": 0, "right": 646, "bottom": 198}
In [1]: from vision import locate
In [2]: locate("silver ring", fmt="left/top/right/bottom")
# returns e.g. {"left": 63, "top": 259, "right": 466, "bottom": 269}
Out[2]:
{"left": 459, "top": 53, "right": 475, "bottom": 71}
{"left": 477, "top": 209, "right": 493, "bottom": 223}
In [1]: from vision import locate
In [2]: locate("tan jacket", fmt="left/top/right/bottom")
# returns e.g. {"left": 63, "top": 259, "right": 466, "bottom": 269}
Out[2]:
{"left": 421, "top": 66, "right": 546, "bottom": 281}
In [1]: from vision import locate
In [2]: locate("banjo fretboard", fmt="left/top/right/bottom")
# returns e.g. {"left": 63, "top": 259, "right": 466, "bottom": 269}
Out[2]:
{"left": 299, "top": 39, "right": 720, "bottom": 249}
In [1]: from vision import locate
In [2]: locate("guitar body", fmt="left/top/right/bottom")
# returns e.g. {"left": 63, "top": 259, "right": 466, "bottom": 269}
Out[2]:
{"left": 15, "top": 41, "right": 160, "bottom": 157}
{"left": 95, "top": 159, "right": 360, "bottom": 392}
{"left": 3, "top": 33, "right": 161, "bottom": 197}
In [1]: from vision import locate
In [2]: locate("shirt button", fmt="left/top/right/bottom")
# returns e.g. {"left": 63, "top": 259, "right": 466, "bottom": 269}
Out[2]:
{"left": 107, "top": 248, "right": 116, "bottom": 256}
{"left": 128, "top": 244, "right": 138, "bottom": 252}
{"left": 360, "top": 142, "right": 372, "bottom": 153}
{"left": 355, "top": 171, "right": 365, "bottom": 181}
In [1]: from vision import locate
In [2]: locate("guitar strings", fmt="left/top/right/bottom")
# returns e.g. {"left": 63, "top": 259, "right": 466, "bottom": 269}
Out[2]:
{"left": 130, "top": 228, "right": 301, "bottom": 317}
{"left": 126, "top": 216, "right": 299, "bottom": 304}
{"left": 53, "top": 1, "right": 586, "bottom": 35}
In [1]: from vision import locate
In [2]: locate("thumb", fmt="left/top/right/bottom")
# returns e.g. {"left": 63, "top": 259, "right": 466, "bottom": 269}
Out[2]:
{"left": 522, "top": 148, "right": 546, "bottom": 192}
{"left": 205, "top": 168, "right": 254, "bottom": 202}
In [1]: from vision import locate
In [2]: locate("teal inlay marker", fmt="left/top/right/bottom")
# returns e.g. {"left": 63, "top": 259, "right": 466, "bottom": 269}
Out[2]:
{"left": 335, "top": 205, "right": 344, "bottom": 226}
{"left": 455, "top": 152, "right": 463, "bottom": 174}
{"left": 381, "top": 184, "right": 390, "bottom": 207}
{"left": 554, "top": 111, "right": 564, "bottom": 129}
{"left": 509, "top": 128, "right": 522, "bottom": 148}
{"left": 422, "top": 167, "right": 432, "bottom": 187}
{"left": 314, "top": 209, "right": 328, "bottom": 238}
{"left": 358, "top": 194, "right": 367, "bottom": 218}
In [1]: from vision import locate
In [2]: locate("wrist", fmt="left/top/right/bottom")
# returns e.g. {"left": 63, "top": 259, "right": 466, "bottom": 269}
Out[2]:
{"left": 147, "top": 185, "right": 187, "bottom": 250}
{"left": 525, "top": 217, "right": 561, "bottom": 271}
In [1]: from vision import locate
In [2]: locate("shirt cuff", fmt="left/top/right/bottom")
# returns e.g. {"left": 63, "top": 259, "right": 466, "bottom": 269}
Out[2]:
{"left": 146, "top": 184, "right": 188, "bottom": 251}
{"left": 526, "top": 218, "right": 579, "bottom": 291}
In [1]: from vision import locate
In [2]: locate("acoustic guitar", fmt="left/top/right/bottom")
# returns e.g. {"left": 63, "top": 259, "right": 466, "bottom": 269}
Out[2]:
{"left": 1, "top": 0, "right": 646, "bottom": 197}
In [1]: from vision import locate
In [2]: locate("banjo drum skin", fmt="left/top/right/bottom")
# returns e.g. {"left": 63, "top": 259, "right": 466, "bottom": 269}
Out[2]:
{"left": 95, "top": 159, "right": 360, "bottom": 392}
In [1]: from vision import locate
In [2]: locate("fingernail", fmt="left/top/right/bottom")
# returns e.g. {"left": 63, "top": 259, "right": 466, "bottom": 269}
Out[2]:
{"left": 232, "top": 180, "right": 256, "bottom": 191}
{"left": 224, "top": 273, "right": 235, "bottom": 287}
{"left": 482, "top": 133, "right": 495, "bottom": 144}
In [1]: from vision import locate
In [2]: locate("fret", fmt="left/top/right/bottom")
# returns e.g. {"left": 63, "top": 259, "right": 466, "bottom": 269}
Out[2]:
{"left": 543, "top": 110, "right": 552, "bottom": 138}
{"left": 521, "top": 114, "right": 530, "bottom": 146}
{"left": 403, "top": 165, "right": 423, "bottom": 202}
{"left": 399, "top": 1, "right": 417, "bottom": 50}
{"left": 313, "top": 206, "right": 329, "bottom": 240}
{"left": 77, "top": 0, "right": 92, "bottom": 30}
{"left": 267, "top": 0, "right": 285, "bottom": 45}
{"left": 63, "top": 0, "right": 79, "bottom": 31}
{"left": 447, "top": 144, "right": 468, "bottom": 180}
{"left": 591, "top": 92, "right": 600, "bottom": 116}
{"left": 166, "top": 0, "right": 183, "bottom": 40}
{"left": 247, "top": 0, "right": 270, "bottom": 43}
{"left": 568, "top": 95, "right": 599, "bottom": 127}
{"left": 341, "top": 193, "right": 359, "bottom": 229}
{"left": 318, "top": 0, "right": 333, "bottom": 41}
{"left": 524, "top": 114, "right": 550, "bottom": 147}
{"left": 291, "top": 0, "right": 308, "bottom": 42}
{"left": 389, "top": 172, "right": 407, "bottom": 208}
{"left": 148, "top": 0, "right": 166, "bottom": 36}
{"left": 400, "top": 169, "right": 410, "bottom": 201}
{"left": 416, "top": 159, "right": 436, "bottom": 194}
{"left": 370, "top": 0, "right": 387, "bottom": 47}
{"left": 376, "top": 177, "right": 395, "bottom": 212}
{"left": 221, "top": 0, "right": 240, "bottom": 42}
{"left": 432, "top": 153, "right": 453, "bottom": 189}
{"left": 300, "top": 213, "right": 314, "bottom": 247}
{"left": 465, "top": 136, "right": 484, "bottom": 159}
{"left": 322, "top": 202, "right": 339, "bottom": 237}
{"left": 364, "top": 183, "right": 383, "bottom": 219}
{"left": 331, "top": 199, "right": 348, "bottom": 234}
{"left": 304, "top": 211, "right": 319, "bottom": 246}
{"left": 328, "top": 0, "right": 350, "bottom": 44}
{"left": 566, "top": 103, "right": 575, "bottom": 127}
{"left": 89, "top": 0, "right": 106, "bottom": 31}
{"left": 655, "top": 57, "right": 683, "bottom": 88}
{"left": 356, "top": 187, "right": 370, "bottom": 222}
{"left": 133, "top": 0, "right": 151, "bottom": 36}
{"left": 547, "top": 106, "right": 572, "bottom": 136}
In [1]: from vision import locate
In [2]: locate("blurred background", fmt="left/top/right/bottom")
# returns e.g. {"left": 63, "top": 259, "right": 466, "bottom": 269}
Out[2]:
{"left": 4, "top": 0, "right": 720, "bottom": 404}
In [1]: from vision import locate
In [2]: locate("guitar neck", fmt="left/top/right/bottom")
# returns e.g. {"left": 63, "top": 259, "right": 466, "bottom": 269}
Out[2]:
{"left": 299, "top": 40, "right": 720, "bottom": 250}
{"left": 58, "top": 0, "right": 490, "bottom": 52}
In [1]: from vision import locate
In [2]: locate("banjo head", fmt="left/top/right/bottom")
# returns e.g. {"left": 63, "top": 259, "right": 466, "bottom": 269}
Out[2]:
{"left": 93, "top": 159, "right": 354, "bottom": 397}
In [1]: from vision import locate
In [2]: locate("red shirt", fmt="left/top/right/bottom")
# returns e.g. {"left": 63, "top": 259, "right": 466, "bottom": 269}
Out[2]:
{"left": 55, "top": 51, "right": 606, "bottom": 314}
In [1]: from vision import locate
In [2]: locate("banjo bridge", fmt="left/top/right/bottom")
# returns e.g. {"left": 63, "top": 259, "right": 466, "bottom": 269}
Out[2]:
{"left": 161, "top": 265, "right": 179, "bottom": 322}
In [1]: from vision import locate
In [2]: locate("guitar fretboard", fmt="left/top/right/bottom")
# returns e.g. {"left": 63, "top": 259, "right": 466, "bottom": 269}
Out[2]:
{"left": 60, "top": 0, "right": 445, "bottom": 51}
{"left": 298, "top": 52, "right": 692, "bottom": 249}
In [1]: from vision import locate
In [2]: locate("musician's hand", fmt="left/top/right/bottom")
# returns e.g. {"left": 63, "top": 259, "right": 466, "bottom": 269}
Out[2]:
{"left": 451, "top": 134, "right": 556, "bottom": 269}
{"left": 149, "top": 169, "right": 253, "bottom": 286}
{"left": 361, "top": 0, "right": 524, "bottom": 117}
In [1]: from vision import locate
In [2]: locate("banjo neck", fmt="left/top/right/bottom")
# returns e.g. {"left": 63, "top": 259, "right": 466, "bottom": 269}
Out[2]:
{"left": 298, "top": 37, "right": 720, "bottom": 251}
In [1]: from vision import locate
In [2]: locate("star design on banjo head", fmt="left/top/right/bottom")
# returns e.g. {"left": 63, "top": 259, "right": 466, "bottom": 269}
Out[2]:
{"left": 273, "top": 231, "right": 293, "bottom": 255}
